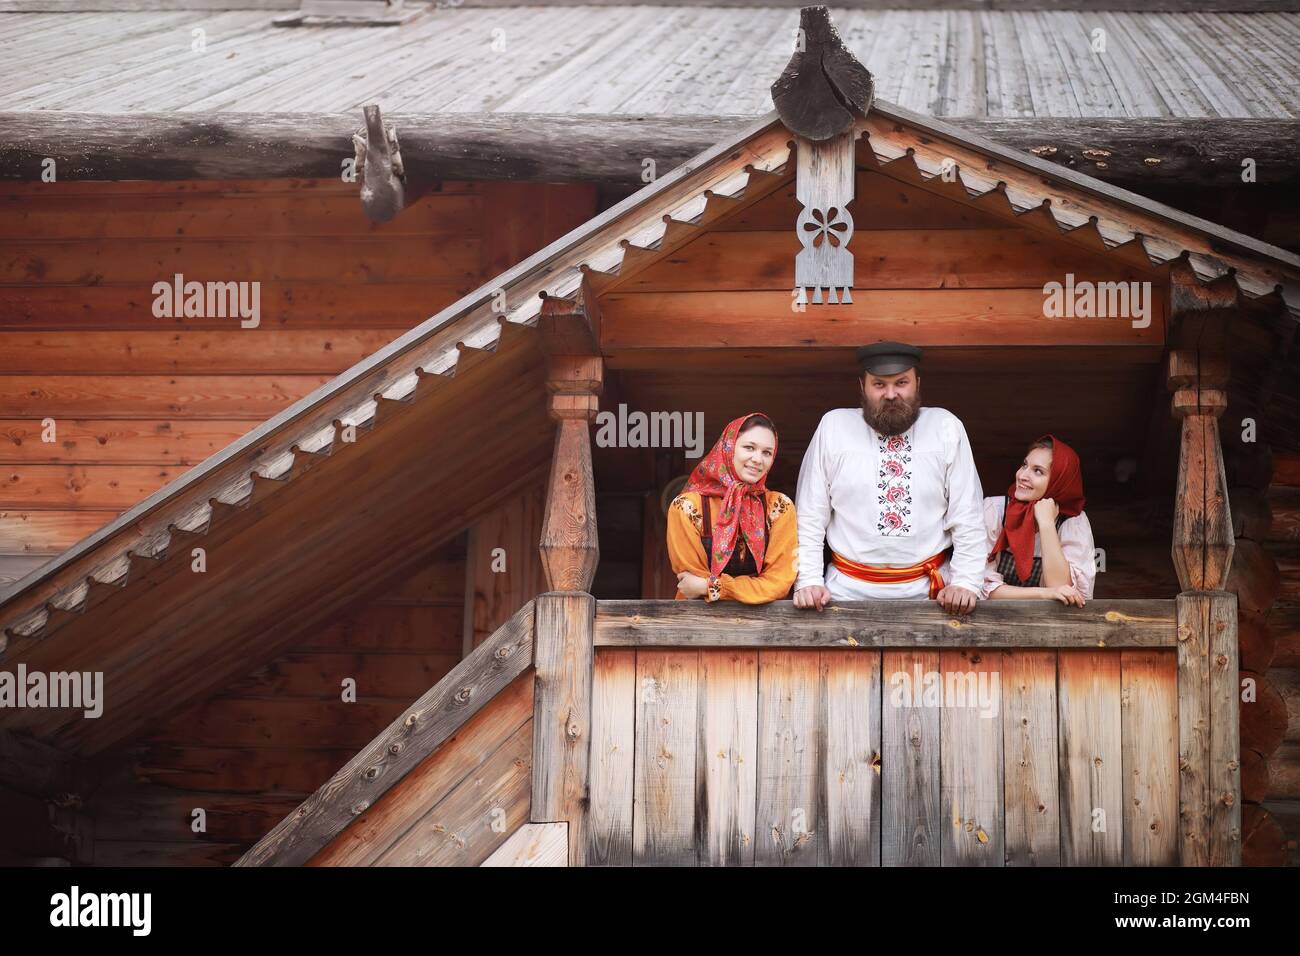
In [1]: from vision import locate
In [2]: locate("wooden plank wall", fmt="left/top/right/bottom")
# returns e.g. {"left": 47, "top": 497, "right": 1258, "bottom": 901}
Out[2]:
{"left": 600, "top": 168, "right": 1166, "bottom": 351}
{"left": 0, "top": 177, "right": 597, "bottom": 586}
{"left": 588, "top": 646, "right": 1179, "bottom": 866}
{"left": 86, "top": 535, "right": 469, "bottom": 866}
{"left": 463, "top": 481, "right": 548, "bottom": 652}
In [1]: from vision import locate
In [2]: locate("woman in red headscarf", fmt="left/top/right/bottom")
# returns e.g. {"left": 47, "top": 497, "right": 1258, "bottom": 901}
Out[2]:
{"left": 666, "top": 413, "right": 798, "bottom": 603}
{"left": 981, "top": 435, "right": 1096, "bottom": 605}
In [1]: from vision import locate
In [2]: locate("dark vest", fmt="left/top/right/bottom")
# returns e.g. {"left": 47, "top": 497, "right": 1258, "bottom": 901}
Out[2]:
{"left": 994, "top": 495, "right": 1067, "bottom": 588}
{"left": 700, "top": 494, "right": 771, "bottom": 577}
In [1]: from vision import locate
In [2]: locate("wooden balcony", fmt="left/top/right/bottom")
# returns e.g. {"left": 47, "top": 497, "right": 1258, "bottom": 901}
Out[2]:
{"left": 570, "top": 597, "right": 1232, "bottom": 867}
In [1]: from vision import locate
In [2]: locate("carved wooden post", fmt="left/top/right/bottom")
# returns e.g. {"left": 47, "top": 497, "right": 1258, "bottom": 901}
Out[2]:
{"left": 531, "top": 292, "right": 602, "bottom": 865}
{"left": 1169, "top": 346, "right": 1240, "bottom": 865}
{"left": 539, "top": 350, "right": 601, "bottom": 591}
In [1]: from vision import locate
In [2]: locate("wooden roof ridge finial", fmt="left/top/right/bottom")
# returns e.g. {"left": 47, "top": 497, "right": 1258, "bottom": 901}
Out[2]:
{"left": 771, "top": 5, "right": 875, "bottom": 141}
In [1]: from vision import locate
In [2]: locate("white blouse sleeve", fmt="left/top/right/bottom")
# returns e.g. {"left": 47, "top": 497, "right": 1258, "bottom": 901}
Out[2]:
{"left": 1060, "top": 512, "right": 1097, "bottom": 599}
{"left": 980, "top": 496, "right": 1007, "bottom": 599}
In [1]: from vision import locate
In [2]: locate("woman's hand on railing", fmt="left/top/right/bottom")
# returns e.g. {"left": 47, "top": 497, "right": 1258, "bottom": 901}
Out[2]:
{"left": 1044, "top": 584, "right": 1086, "bottom": 607}
{"left": 677, "top": 571, "right": 708, "bottom": 599}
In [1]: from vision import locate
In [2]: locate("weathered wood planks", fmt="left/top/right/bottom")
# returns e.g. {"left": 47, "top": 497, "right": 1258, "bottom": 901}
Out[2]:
{"left": 1121, "top": 650, "right": 1179, "bottom": 865}
{"left": 594, "top": 599, "right": 1179, "bottom": 647}
{"left": 1058, "top": 650, "right": 1124, "bottom": 865}
{"left": 698, "top": 649, "right": 759, "bottom": 866}
{"left": 481, "top": 821, "right": 568, "bottom": 867}
{"left": 586, "top": 644, "right": 1182, "bottom": 866}
{"left": 633, "top": 650, "right": 699, "bottom": 866}
{"left": 940, "top": 649, "right": 1005, "bottom": 866}
{"left": 882, "top": 650, "right": 940, "bottom": 866}
{"left": 531, "top": 592, "right": 595, "bottom": 865}
{"left": 755, "top": 650, "right": 822, "bottom": 866}
{"left": 822, "top": 649, "right": 881, "bottom": 866}
{"left": 587, "top": 648, "right": 635, "bottom": 866}
{"left": 1002, "top": 651, "right": 1059, "bottom": 865}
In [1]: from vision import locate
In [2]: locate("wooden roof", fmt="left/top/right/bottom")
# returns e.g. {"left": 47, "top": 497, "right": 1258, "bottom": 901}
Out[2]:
{"left": 3, "top": 99, "right": 1300, "bottom": 750}
{"left": 2, "top": 7, "right": 1297, "bottom": 118}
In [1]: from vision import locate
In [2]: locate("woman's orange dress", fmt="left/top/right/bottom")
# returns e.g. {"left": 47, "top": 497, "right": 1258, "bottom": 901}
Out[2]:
{"left": 665, "top": 490, "right": 798, "bottom": 603}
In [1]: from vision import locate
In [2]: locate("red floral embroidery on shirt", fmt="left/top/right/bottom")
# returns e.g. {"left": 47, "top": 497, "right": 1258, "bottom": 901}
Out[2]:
{"left": 876, "top": 430, "right": 913, "bottom": 535}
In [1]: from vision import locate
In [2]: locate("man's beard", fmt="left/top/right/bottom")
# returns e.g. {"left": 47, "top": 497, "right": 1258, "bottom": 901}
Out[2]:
{"left": 862, "top": 386, "right": 921, "bottom": 437}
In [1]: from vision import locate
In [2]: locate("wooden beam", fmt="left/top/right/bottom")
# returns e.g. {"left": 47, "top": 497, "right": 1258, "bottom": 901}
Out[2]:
{"left": 234, "top": 600, "right": 534, "bottom": 867}
{"left": 594, "top": 600, "right": 1178, "bottom": 648}
{"left": 1169, "top": 349, "right": 1234, "bottom": 591}
{"left": 1176, "top": 591, "right": 1241, "bottom": 866}
{"left": 531, "top": 592, "right": 595, "bottom": 866}
{"left": 537, "top": 292, "right": 598, "bottom": 357}
{"left": 600, "top": 289, "right": 1164, "bottom": 351}
{"left": 443, "top": 0, "right": 1300, "bottom": 10}
{"left": 3, "top": 113, "right": 1296, "bottom": 189}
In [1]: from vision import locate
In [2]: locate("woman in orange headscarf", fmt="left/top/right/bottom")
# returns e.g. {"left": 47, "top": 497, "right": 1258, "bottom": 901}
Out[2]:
{"left": 982, "top": 434, "right": 1095, "bottom": 605}
{"left": 666, "top": 413, "right": 798, "bottom": 603}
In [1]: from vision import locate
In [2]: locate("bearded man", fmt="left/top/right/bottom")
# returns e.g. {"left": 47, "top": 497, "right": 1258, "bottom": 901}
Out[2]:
{"left": 793, "top": 341, "right": 986, "bottom": 616}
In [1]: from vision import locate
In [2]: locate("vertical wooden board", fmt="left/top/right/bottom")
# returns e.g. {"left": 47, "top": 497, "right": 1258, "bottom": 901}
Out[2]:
{"left": 1058, "top": 650, "right": 1124, "bottom": 865}
{"left": 1002, "top": 651, "right": 1060, "bottom": 866}
{"left": 696, "top": 648, "right": 759, "bottom": 866}
{"left": 1207, "top": 594, "right": 1241, "bottom": 866}
{"left": 633, "top": 650, "right": 698, "bottom": 866}
{"left": 821, "top": 649, "right": 881, "bottom": 866}
{"left": 531, "top": 593, "right": 594, "bottom": 865}
{"left": 1121, "top": 650, "right": 1179, "bottom": 866}
{"left": 754, "top": 650, "right": 821, "bottom": 867}
{"left": 881, "top": 650, "right": 941, "bottom": 866}
{"left": 1176, "top": 593, "right": 1210, "bottom": 866}
{"left": 940, "top": 649, "right": 1005, "bottom": 867}
{"left": 588, "top": 648, "right": 635, "bottom": 866}
{"left": 463, "top": 482, "right": 548, "bottom": 652}
{"left": 481, "top": 821, "right": 568, "bottom": 867}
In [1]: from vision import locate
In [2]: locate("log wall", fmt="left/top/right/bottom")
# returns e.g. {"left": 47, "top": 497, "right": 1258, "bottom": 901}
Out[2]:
{"left": 1259, "top": 450, "right": 1300, "bottom": 864}
{"left": 0, "top": 177, "right": 597, "bottom": 586}
{"left": 84, "top": 536, "right": 468, "bottom": 866}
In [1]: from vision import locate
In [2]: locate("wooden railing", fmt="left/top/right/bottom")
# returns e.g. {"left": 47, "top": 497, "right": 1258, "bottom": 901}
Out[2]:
{"left": 571, "top": 597, "right": 1237, "bottom": 867}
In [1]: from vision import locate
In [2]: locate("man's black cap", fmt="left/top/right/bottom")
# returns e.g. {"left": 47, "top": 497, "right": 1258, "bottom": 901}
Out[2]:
{"left": 856, "top": 341, "right": 922, "bottom": 376}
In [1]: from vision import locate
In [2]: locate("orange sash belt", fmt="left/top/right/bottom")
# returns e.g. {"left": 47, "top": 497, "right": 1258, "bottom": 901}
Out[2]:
{"left": 830, "top": 549, "right": 948, "bottom": 599}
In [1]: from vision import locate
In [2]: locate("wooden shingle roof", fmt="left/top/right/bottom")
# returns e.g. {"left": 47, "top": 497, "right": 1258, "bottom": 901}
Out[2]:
{"left": 2, "top": 6, "right": 1297, "bottom": 117}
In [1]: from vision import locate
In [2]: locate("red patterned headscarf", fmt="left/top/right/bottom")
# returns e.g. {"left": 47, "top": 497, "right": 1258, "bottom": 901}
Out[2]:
{"left": 987, "top": 434, "right": 1086, "bottom": 583}
{"left": 684, "top": 413, "right": 777, "bottom": 579}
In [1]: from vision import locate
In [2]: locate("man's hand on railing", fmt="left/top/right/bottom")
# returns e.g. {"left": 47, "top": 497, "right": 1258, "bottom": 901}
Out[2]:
{"left": 793, "top": 585, "right": 832, "bottom": 611}
{"left": 936, "top": 585, "right": 978, "bottom": 616}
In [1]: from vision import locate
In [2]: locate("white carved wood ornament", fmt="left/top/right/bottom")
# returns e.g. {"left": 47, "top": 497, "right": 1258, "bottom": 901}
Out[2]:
{"left": 794, "top": 132, "right": 855, "bottom": 305}
{"left": 770, "top": 6, "right": 873, "bottom": 308}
